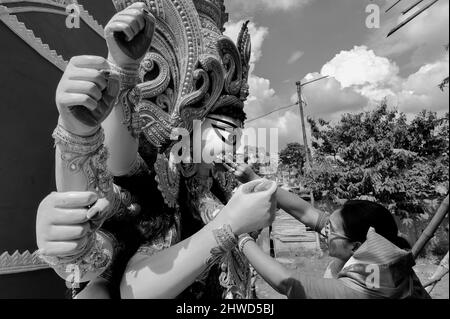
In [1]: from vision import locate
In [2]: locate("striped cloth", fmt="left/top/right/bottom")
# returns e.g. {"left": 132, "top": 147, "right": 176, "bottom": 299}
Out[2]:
{"left": 338, "top": 228, "right": 430, "bottom": 299}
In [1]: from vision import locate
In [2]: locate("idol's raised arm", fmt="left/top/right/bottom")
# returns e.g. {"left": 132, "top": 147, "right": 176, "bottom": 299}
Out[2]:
{"left": 36, "top": 3, "right": 155, "bottom": 285}
{"left": 102, "top": 2, "right": 156, "bottom": 177}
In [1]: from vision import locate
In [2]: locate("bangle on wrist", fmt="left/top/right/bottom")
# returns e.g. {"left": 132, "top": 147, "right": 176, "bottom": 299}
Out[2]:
{"left": 238, "top": 234, "right": 255, "bottom": 252}
{"left": 315, "top": 211, "right": 330, "bottom": 233}
{"left": 107, "top": 61, "right": 140, "bottom": 91}
{"left": 212, "top": 224, "right": 238, "bottom": 252}
{"left": 53, "top": 124, "right": 104, "bottom": 155}
{"left": 38, "top": 231, "right": 114, "bottom": 283}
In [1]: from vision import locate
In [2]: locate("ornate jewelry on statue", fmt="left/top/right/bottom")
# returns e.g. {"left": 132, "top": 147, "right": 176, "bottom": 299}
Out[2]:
{"left": 126, "top": 154, "right": 152, "bottom": 177}
{"left": 154, "top": 153, "right": 180, "bottom": 209}
{"left": 108, "top": 184, "right": 141, "bottom": 219}
{"left": 201, "top": 225, "right": 252, "bottom": 299}
{"left": 102, "top": 0, "right": 255, "bottom": 300}
{"left": 185, "top": 175, "right": 223, "bottom": 224}
{"left": 106, "top": 62, "right": 142, "bottom": 137}
{"left": 108, "top": 62, "right": 140, "bottom": 92}
{"left": 53, "top": 125, "right": 113, "bottom": 199}
{"left": 50, "top": 126, "right": 118, "bottom": 283}
{"left": 213, "top": 225, "right": 238, "bottom": 252}
{"left": 38, "top": 230, "right": 115, "bottom": 282}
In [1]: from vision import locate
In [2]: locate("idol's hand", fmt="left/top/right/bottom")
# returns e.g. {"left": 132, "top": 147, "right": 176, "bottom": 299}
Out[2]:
{"left": 36, "top": 192, "right": 108, "bottom": 257}
{"left": 56, "top": 56, "right": 111, "bottom": 136}
{"left": 220, "top": 155, "right": 259, "bottom": 184}
{"left": 105, "top": 2, "right": 155, "bottom": 70}
{"left": 216, "top": 179, "right": 278, "bottom": 236}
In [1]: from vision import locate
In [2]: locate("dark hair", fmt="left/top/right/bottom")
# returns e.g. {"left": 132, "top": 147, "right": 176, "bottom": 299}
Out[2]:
{"left": 340, "top": 200, "right": 411, "bottom": 250}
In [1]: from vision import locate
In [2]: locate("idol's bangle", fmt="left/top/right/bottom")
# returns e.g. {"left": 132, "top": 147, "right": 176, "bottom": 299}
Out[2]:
{"left": 212, "top": 224, "right": 238, "bottom": 252}
{"left": 238, "top": 234, "right": 255, "bottom": 253}
{"left": 126, "top": 154, "right": 151, "bottom": 177}
{"left": 53, "top": 125, "right": 113, "bottom": 199}
{"left": 53, "top": 124, "right": 104, "bottom": 155}
{"left": 315, "top": 211, "right": 331, "bottom": 233}
{"left": 38, "top": 230, "right": 115, "bottom": 283}
{"left": 107, "top": 184, "right": 141, "bottom": 219}
{"left": 108, "top": 61, "right": 140, "bottom": 92}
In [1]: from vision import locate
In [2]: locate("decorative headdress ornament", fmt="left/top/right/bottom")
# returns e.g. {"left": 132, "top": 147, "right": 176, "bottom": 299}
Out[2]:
{"left": 112, "top": 0, "right": 251, "bottom": 150}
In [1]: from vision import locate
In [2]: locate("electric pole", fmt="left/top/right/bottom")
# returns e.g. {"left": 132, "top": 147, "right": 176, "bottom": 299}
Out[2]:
{"left": 296, "top": 81, "right": 312, "bottom": 171}
{"left": 295, "top": 75, "right": 329, "bottom": 173}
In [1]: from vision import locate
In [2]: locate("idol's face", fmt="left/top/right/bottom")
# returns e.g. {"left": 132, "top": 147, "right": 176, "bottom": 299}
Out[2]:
{"left": 201, "top": 115, "right": 243, "bottom": 166}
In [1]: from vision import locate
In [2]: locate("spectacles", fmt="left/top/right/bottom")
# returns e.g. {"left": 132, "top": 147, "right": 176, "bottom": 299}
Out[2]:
{"left": 320, "top": 220, "right": 352, "bottom": 242}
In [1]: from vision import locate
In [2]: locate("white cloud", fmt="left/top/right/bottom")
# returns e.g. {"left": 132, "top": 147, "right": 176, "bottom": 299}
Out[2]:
{"left": 321, "top": 46, "right": 400, "bottom": 88}
{"left": 306, "top": 46, "right": 449, "bottom": 120}
{"left": 224, "top": 0, "right": 449, "bottom": 150}
{"left": 290, "top": 73, "right": 370, "bottom": 121}
{"left": 288, "top": 51, "right": 304, "bottom": 64}
{"left": 397, "top": 56, "right": 450, "bottom": 114}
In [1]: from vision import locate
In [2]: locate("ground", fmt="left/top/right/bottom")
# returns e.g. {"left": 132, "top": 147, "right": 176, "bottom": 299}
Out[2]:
{"left": 255, "top": 250, "right": 449, "bottom": 299}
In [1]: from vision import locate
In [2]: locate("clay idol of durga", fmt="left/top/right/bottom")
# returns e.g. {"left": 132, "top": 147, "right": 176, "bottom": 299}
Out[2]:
{"left": 34, "top": 0, "right": 277, "bottom": 299}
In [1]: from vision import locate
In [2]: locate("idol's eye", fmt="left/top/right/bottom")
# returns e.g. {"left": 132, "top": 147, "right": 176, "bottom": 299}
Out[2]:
{"left": 211, "top": 123, "right": 238, "bottom": 145}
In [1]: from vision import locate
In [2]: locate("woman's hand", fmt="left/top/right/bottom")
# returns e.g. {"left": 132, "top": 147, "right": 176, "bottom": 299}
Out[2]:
{"left": 105, "top": 2, "right": 155, "bottom": 70}
{"left": 56, "top": 56, "right": 111, "bottom": 136}
{"left": 215, "top": 179, "right": 278, "bottom": 236}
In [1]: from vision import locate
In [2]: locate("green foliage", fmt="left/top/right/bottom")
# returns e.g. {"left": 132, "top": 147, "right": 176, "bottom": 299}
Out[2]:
{"left": 305, "top": 102, "right": 449, "bottom": 221}
{"left": 279, "top": 143, "right": 306, "bottom": 173}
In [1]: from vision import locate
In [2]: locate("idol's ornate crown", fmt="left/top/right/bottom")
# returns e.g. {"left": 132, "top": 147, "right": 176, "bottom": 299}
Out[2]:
{"left": 112, "top": 0, "right": 251, "bottom": 149}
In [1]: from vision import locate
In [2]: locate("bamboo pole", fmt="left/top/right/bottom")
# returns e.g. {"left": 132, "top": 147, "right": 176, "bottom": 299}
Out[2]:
{"left": 424, "top": 252, "right": 449, "bottom": 294}
{"left": 387, "top": 0, "right": 440, "bottom": 37}
{"left": 386, "top": 0, "right": 404, "bottom": 13}
{"left": 402, "top": 0, "right": 425, "bottom": 15}
{"left": 412, "top": 195, "right": 449, "bottom": 259}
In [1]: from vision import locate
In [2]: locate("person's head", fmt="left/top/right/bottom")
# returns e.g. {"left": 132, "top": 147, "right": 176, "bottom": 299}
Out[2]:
{"left": 325, "top": 200, "right": 410, "bottom": 261}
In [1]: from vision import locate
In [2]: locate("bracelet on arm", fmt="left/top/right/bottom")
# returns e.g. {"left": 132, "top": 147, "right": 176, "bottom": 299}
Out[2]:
{"left": 108, "top": 62, "right": 140, "bottom": 92}
{"left": 107, "top": 62, "right": 142, "bottom": 137}
{"left": 38, "top": 230, "right": 116, "bottom": 284}
{"left": 48, "top": 125, "right": 118, "bottom": 283}
{"left": 315, "top": 210, "right": 331, "bottom": 233}
{"left": 212, "top": 224, "right": 239, "bottom": 252}
{"left": 125, "top": 154, "right": 151, "bottom": 177}
{"left": 201, "top": 224, "right": 238, "bottom": 278}
{"left": 53, "top": 125, "right": 113, "bottom": 199}
{"left": 238, "top": 234, "right": 256, "bottom": 253}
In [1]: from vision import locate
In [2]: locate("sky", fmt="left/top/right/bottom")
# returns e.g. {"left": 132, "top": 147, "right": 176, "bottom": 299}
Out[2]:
{"left": 223, "top": 0, "right": 450, "bottom": 149}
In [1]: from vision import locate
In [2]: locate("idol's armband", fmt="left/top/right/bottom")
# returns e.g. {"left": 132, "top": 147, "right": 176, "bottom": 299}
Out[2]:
{"left": 38, "top": 125, "right": 123, "bottom": 284}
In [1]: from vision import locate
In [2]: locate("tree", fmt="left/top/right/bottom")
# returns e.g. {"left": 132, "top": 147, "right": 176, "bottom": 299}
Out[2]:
{"left": 279, "top": 143, "right": 306, "bottom": 173}
{"left": 306, "top": 102, "right": 449, "bottom": 223}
